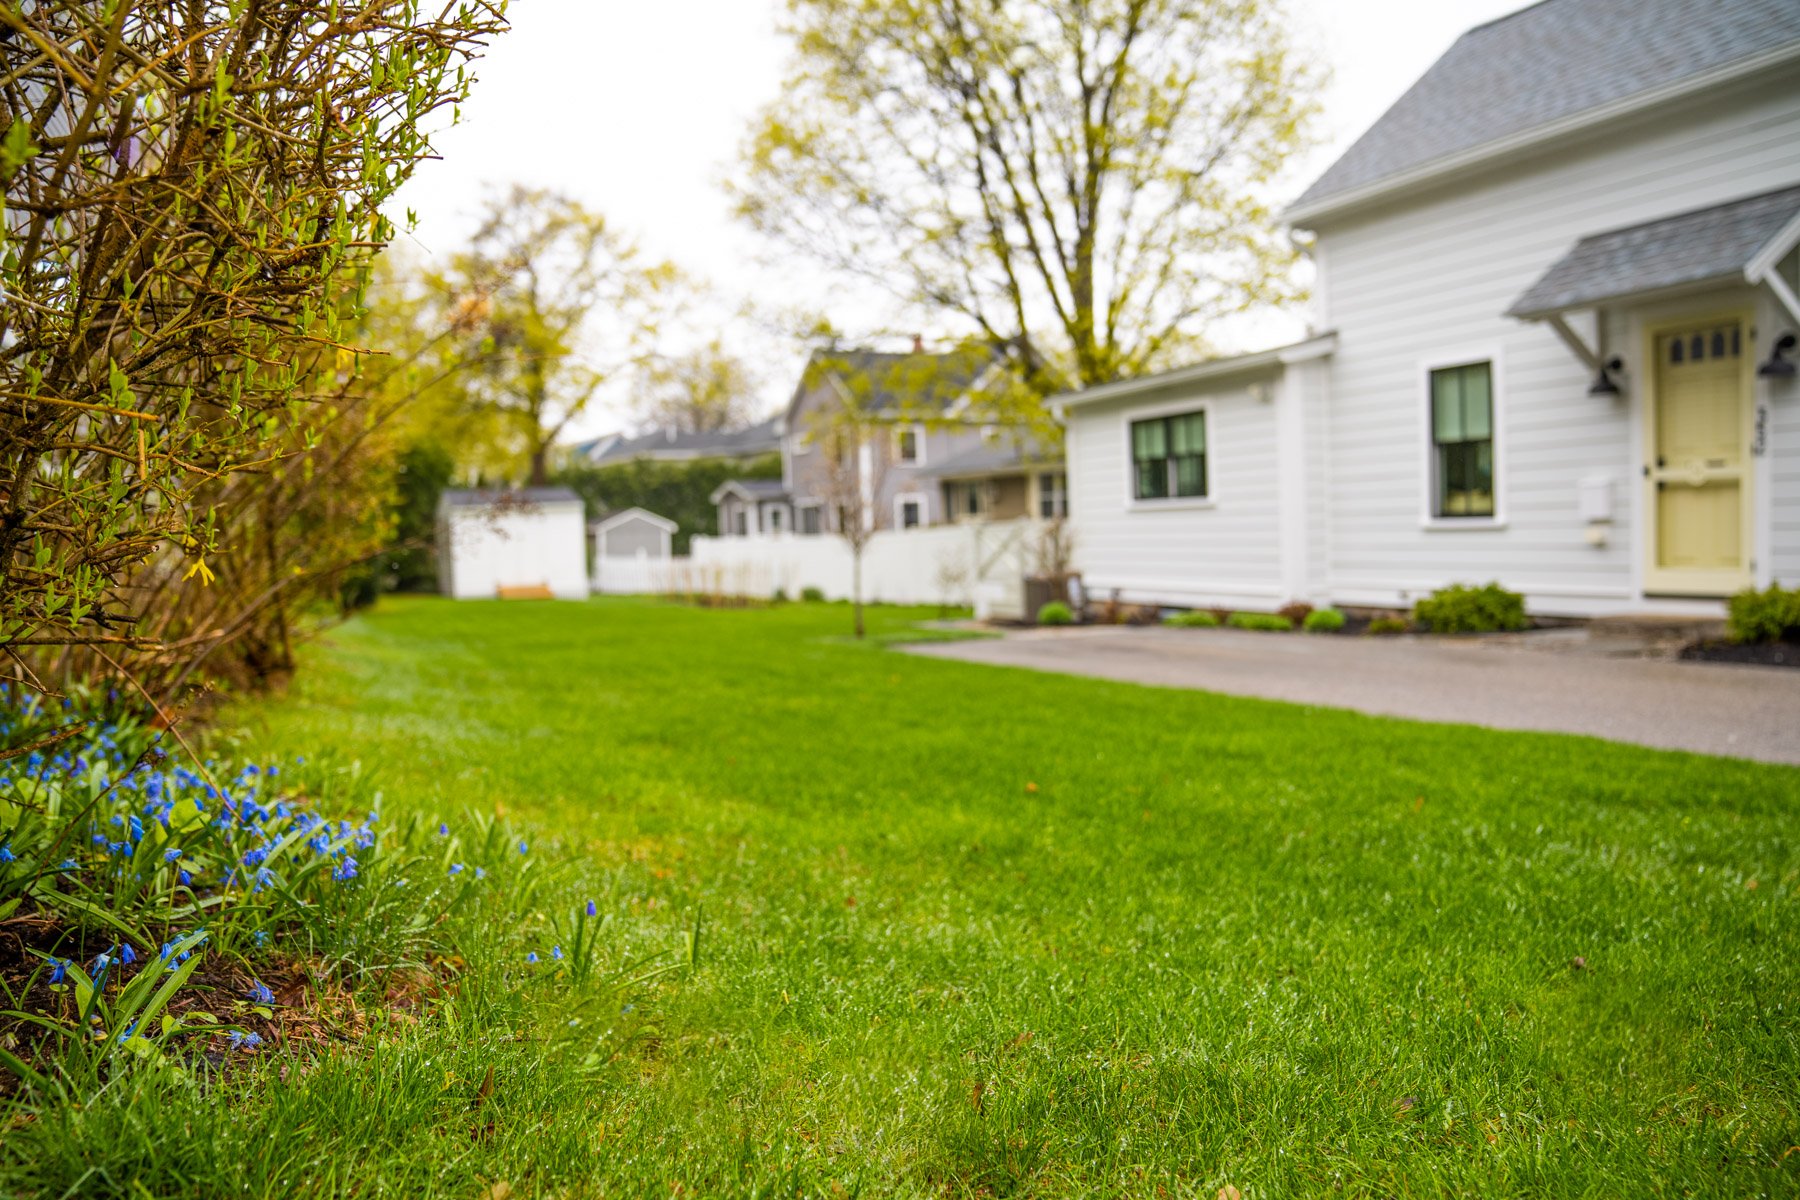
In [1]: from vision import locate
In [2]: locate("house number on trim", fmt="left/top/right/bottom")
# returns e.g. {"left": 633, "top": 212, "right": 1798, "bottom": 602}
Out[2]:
{"left": 1752, "top": 405, "right": 1768, "bottom": 457}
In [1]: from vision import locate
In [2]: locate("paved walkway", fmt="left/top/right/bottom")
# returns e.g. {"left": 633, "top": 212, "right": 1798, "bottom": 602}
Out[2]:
{"left": 903, "top": 626, "right": 1800, "bottom": 765}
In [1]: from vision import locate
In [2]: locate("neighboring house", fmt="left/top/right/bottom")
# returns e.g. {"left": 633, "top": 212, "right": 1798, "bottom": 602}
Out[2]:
{"left": 572, "top": 415, "right": 784, "bottom": 468}
{"left": 1056, "top": 0, "right": 1800, "bottom": 616}
{"left": 436, "top": 488, "right": 589, "bottom": 600}
{"left": 713, "top": 343, "right": 1065, "bottom": 536}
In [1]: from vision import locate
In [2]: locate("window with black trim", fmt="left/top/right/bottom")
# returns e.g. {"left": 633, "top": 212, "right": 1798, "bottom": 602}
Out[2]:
{"left": 799, "top": 505, "right": 821, "bottom": 535}
{"left": 899, "top": 498, "right": 922, "bottom": 529}
{"left": 1430, "top": 361, "right": 1494, "bottom": 518}
{"left": 895, "top": 427, "right": 920, "bottom": 463}
{"left": 1038, "top": 472, "right": 1067, "bottom": 518}
{"left": 1130, "top": 411, "right": 1207, "bottom": 501}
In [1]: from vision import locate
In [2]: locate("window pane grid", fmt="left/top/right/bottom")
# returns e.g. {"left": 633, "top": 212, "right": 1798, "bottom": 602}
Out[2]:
{"left": 1130, "top": 412, "right": 1208, "bottom": 502}
{"left": 1430, "top": 362, "right": 1494, "bottom": 518}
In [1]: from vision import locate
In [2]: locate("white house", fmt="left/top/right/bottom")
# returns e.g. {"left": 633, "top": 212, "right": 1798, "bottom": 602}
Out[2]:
{"left": 436, "top": 488, "right": 589, "bottom": 601}
{"left": 1057, "top": 0, "right": 1800, "bottom": 617}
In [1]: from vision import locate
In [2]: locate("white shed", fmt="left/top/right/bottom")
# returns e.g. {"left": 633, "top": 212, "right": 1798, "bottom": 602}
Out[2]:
{"left": 591, "top": 507, "right": 677, "bottom": 594}
{"left": 594, "top": 507, "right": 676, "bottom": 560}
{"left": 436, "top": 488, "right": 589, "bottom": 600}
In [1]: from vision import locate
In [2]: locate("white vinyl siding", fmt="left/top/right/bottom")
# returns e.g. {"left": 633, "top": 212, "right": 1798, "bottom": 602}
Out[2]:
{"left": 1067, "top": 382, "right": 1285, "bottom": 608}
{"left": 1309, "top": 82, "right": 1800, "bottom": 610}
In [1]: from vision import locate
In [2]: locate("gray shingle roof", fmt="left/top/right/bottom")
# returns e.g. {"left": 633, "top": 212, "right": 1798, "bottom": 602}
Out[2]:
{"left": 1292, "top": 0, "right": 1800, "bottom": 217}
{"left": 1507, "top": 184, "right": 1800, "bottom": 318}
{"left": 917, "top": 438, "right": 1062, "bottom": 480}
{"left": 440, "top": 487, "right": 583, "bottom": 509}
{"left": 581, "top": 415, "right": 784, "bottom": 465}
{"left": 710, "top": 478, "right": 790, "bottom": 504}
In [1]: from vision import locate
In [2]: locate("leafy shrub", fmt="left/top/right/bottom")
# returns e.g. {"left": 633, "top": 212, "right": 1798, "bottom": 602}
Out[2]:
{"left": 1412, "top": 583, "right": 1528, "bottom": 634}
{"left": 1036, "top": 601, "right": 1074, "bottom": 626}
{"left": 801, "top": 586, "right": 827, "bottom": 603}
{"left": 771, "top": 588, "right": 790, "bottom": 604}
{"left": 1227, "top": 612, "right": 1293, "bottom": 632}
{"left": 1277, "top": 602, "right": 1314, "bottom": 625}
{"left": 1366, "top": 616, "right": 1410, "bottom": 636}
{"left": 1303, "top": 608, "right": 1346, "bottom": 633}
{"left": 1164, "top": 610, "right": 1219, "bottom": 628}
{"left": 1727, "top": 585, "right": 1800, "bottom": 644}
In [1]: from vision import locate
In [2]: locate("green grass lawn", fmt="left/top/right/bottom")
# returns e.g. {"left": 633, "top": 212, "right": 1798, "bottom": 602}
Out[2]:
{"left": 145, "top": 598, "right": 1800, "bottom": 1195}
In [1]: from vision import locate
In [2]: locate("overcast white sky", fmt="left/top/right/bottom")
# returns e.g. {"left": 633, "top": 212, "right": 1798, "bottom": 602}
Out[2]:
{"left": 389, "top": 0, "right": 1529, "bottom": 438}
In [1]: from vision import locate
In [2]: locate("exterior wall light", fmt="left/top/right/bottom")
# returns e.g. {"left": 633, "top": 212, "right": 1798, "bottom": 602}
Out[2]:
{"left": 1588, "top": 356, "right": 1624, "bottom": 396}
{"left": 1758, "top": 332, "right": 1797, "bottom": 379}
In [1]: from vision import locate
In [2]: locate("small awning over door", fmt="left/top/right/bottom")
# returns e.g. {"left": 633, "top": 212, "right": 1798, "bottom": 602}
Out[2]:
{"left": 1507, "top": 184, "right": 1800, "bottom": 321}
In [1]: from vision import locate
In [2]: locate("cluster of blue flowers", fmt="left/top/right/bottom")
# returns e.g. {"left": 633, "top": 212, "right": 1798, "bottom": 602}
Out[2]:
{"left": 0, "top": 688, "right": 376, "bottom": 908}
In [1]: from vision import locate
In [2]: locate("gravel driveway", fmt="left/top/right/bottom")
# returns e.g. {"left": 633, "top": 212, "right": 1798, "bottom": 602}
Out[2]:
{"left": 902, "top": 626, "right": 1800, "bottom": 765}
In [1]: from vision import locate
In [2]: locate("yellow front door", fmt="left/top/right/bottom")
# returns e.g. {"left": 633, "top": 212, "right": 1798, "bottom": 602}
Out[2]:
{"left": 1644, "top": 317, "right": 1752, "bottom": 596}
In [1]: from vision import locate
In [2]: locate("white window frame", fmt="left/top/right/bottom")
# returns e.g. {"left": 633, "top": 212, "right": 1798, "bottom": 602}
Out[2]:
{"left": 1419, "top": 348, "right": 1507, "bottom": 531}
{"left": 894, "top": 424, "right": 925, "bottom": 466}
{"left": 894, "top": 491, "right": 928, "bottom": 530}
{"left": 1037, "top": 471, "right": 1068, "bottom": 519}
{"left": 795, "top": 499, "right": 823, "bottom": 536}
{"left": 1123, "top": 396, "right": 1216, "bottom": 512}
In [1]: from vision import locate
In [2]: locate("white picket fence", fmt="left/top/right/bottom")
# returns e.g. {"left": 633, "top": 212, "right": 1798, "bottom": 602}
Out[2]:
{"left": 593, "top": 519, "right": 1044, "bottom": 620}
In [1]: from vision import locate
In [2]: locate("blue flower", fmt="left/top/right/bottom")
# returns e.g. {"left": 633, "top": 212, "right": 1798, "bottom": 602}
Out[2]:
{"left": 91, "top": 950, "right": 112, "bottom": 973}
{"left": 179, "top": 870, "right": 192, "bottom": 887}
{"left": 585, "top": 899, "right": 597, "bottom": 917}
{"left": 164, "top": 847, "right": 183, "bottom": 862}
{"left": 449, "top": 863, "right": 465, "bottom": 876}
{"left": 251, "top": 930, "right": 270, "bottom": 949}
{"left": 228, "top": 1030, "right": 263, "bottom": 1051}
{"left": 437, "top": 823, "right": 449, "bottom": 837}
{"left": 518, "top": 840, "right": 529, "bottom": 855}
{"left": 551, "top": 945, "right": 564, "bottom": 961}
{"left": 247, "top": 980, "right": 274, "bottom": 1005}
{"left": 121, "top": 943, "right": 138, "bottom": 964}
{"left": 332, "top": 857, "right": 359, "bottom": 882}
{"left": 525, "top": 951, "right": 539, "bottom": 964}
{"left": 475, "top": 867, "right": 487, "bottom": 880}
{"left": 0, "top": 844, "right": 14, "bottom": 864}
{"left": 48, "top": 957, "right": 70, "bottom": 984}
{"left": 57, "top": 859, "right": 77, "bottom": 872}
{"left": 251, "top": 866, "right": 275, "bottom": 892}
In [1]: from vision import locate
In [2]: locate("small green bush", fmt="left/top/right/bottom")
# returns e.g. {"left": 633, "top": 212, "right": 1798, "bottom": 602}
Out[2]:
{"left": 771, "top": 587, "right": 789, "bottom": 604}
{"left": 800, "top": 586, "right": 826, "bottom": 603}
{"left": 1036, "top": 601, "right": 1074, "bottom": 626}
{"left": 1164, "top": 610, "right": 1219, "bottom": 628}
{"left": 1727, "top": 585, "right": 1800, "bottom": 644}
{"left": 1412, "top": 582, "right": 1528, "bottom": 634}
{"left": 1227, "top": 612, "right": 1293, "bottom": 632}
{"left": 1366, "top": 616, "right": 1409, "bottom": 636}
{"left": 1303, "top": 608, "right": 1346, "bottom": 634}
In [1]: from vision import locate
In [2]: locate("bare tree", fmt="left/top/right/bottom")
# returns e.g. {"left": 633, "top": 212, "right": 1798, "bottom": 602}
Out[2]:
{"left": 736, "top": 0, "right": 1319, "bottom": 400}
{"left": 635, "top": 338, "right": 761, "bottom": 435}
{"left": 809, "top": 411, "right": 895, "bottom": 640}
{"left": 432, "top": 187, "right": 676, "bottom": 485}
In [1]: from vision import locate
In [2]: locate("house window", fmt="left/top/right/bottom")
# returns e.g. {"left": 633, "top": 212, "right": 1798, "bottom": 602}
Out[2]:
{"left": 949, "top": 481, "right": 988, "bottom": 519}
{"left": 1430, "top": 361, "right": 1494, "bottom": 518}
{"left": 899, "top": 497, "right": 922, "bottom": 529}
{"left": 1130, "top": 411, "right": 1207, "bottom": 501}
{"left": 895, "top": 427, "right": 921, "bottom": 464}
{"left": 799, "top": 505, "right": 821, "bottom": 535}
{"left": 733, "top": 509, "right": 748, "bottom": 537}
{"left": 767, "top": 507, "right": 784, "bottom": 534}
{"left": 1038, "top": 472, "right": 1067, "bottom": 519}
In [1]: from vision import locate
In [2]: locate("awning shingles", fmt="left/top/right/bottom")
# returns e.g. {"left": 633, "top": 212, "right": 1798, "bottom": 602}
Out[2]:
{"left": 1507, "top": 184, "right": 1800, "bottom": 320}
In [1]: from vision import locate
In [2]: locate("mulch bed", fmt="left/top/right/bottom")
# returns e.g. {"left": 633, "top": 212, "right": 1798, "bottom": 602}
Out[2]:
{"left": 1679, "top": 640, "right": 1800, "bottom": 669}
{"left": 0, "top": 908, "right": 445, "bottom": 1094}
